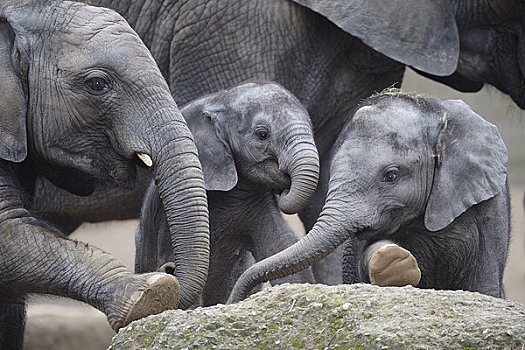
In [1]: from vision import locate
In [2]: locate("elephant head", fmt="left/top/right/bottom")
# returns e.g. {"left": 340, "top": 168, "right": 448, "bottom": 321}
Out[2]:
{"left": 183, "top": 81, "right": 320, "bottom": 214}
{"left": 0, "top": 0, "right": 209, "bottom": 309}
{"left": 228, "top": 89, "right": 508, "bottom": 302}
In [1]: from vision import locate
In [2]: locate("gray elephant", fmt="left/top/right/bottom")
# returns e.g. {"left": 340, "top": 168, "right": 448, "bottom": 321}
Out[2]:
{"left": 0, "top": 1, "right": 209, "bottom": 348}
{"left": 136, "top": 82, "right": 318, "bottom": 306}
{"left": 228, "top": 89, "right": 510, "bottom": 303}
{"left": 30, "top": 0, "right": 525, "bottom": 231}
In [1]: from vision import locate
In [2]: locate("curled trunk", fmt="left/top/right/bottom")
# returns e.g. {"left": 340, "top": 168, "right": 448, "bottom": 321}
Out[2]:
{"left": 277, "top": 129, "right": 320, "bottom": 214}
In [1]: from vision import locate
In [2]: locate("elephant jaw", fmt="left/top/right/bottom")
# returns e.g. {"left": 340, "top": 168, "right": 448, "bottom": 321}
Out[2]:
{"left": 263, "top": 159, "right": 292, "bottom": 192}
{"left": 354, "top": 221, "right": 402, "bottom": 241}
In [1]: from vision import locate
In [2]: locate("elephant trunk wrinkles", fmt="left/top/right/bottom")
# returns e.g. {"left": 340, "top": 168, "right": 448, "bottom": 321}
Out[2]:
{"left": 277, "top": 129, "right": 319, "bottom": 214}
{"left": 151, "top": 119, "right": 209, "bottom": 309}
{"left": 228, "top": 197, "right": 359, "bottom": 303}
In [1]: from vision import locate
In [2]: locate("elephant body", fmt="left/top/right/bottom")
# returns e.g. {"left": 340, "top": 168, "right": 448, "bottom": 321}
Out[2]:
{"left": 136, "top": 82, "right": 318, "bottom": 306}
{"left": 0, "top": 1, "right": 210, "bottom": 348}
{"left": 228, "top": 90, "right": 510, "bottom": 303}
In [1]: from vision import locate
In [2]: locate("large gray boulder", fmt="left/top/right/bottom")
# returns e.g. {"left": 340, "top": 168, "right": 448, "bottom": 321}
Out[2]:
{"left": 109, "top": 283, "right": 525, "bottom": 349}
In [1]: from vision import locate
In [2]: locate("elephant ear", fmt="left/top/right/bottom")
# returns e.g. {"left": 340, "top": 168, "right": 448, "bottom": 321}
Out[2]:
{"left": 0, "top": 19, "right": 27, "bottom": 162}
{"left": 424, "top": 99, "right": 508, "bottom": 232}
{"left": 183, "top": 103, "right": 237, "bottom": 192}
{"left": 289, "top": 0, "right": 459, "bottom": 76}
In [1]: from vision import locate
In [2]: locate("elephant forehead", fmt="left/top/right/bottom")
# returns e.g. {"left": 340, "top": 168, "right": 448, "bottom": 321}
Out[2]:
{"left": 352, "top": 101, "right": 425, "bottom": 140}
{"left": 228, "top": 83, "right": 305, "bottom": 116}
{"left": 335, "top": 102, "right": 432, "bottom": 157}
{"left": 47, "top": 4, "right": 152, "bottom": 68}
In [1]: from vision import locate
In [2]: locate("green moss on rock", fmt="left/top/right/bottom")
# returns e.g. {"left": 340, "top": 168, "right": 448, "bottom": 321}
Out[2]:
{"left": 109, "top": 284, "right": 525, "bottom": 349}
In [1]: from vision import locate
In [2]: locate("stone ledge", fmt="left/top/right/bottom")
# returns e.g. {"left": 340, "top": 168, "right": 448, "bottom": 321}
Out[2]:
{"left": 109, "top": 283, "right": 525, "bottom": 349}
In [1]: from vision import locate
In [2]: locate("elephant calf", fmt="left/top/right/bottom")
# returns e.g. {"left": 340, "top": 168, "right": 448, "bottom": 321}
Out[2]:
{"left": 228, "top": 89, "right": 510, "bottom": 303}
{"left": 136, "top": 82, "right": 318, "bottom": 306}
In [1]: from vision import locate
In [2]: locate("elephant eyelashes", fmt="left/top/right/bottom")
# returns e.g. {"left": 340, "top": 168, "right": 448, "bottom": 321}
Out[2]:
{"left": 382, "top": 168, "right": 400, "bottom": 183}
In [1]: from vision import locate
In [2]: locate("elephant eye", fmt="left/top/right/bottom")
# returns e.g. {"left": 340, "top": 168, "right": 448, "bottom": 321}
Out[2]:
{"left": 254, "top": 127, "right": 270, "bottom": 141}
{"left": 84, "top": 74, "right": 111, "bottom": 95}
{"left": 383, "top": 168, "right": 400, "bottom": 183}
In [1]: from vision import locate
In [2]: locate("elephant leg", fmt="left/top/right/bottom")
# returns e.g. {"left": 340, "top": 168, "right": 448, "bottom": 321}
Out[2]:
{"left": 0, "top": 224, "right": 179, "bottom": 331}
{"left": 229, "top": 251, "right": 262, "bottom": 298}
{"left": 362, "top": 240, "right": 421, "bottom": 287}
{"left": 249, "top": 195, "right": 315, "bottom": 285}
{"left": 134, "top": 219, "right": 161, "bottom": 274}
{"left": 342, "top": 235, "right": 367, "bottom": 284}
{"left": 201, "top": 246, "right": 254, "bottom": 307}
{"left": 311, "top": 246, "right": 343, "bottom": 285}
{"left": 0, "top": 294, "right": 26, "bottom": 350}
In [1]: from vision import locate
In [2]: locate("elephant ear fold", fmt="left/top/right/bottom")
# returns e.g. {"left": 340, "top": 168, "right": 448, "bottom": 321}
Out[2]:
{"left": 424, "top": 99, "right": 508, "bottom": 232}
{"left": 289, "top": 0, "right": 459, "bottom": 76}
{"left": 0, "top": 20, "right": 27, "bottom": 163}
{"left": 183, "top": 103, "right": 238, "bottom": 192}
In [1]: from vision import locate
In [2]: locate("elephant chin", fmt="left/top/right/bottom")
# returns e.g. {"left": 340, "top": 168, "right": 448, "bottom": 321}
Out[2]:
{"left": 43, "top": 165, "right": 97, "bottom": 196}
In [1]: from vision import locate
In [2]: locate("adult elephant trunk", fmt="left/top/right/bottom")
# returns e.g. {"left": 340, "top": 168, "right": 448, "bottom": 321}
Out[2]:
{"left": 228, "top": 187, "right": 365, "bottom": 303}
{"left": 276, "top": 125, "right": 320, "bottom": 214}
{"left": 145, "top": 115, "right": 209, "bottom": 309}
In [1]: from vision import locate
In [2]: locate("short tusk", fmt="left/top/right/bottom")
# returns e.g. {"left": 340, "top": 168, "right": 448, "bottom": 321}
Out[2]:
{"left": 137, "top": 152, "right": 153, "bottom": 167}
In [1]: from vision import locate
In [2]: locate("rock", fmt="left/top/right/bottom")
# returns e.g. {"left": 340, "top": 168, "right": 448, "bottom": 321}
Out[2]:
{"left": 109, "top": 283, "right": 525, "bottom": 349}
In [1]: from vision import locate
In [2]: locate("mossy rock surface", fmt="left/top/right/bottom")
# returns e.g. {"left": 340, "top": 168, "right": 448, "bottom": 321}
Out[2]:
{"left": 109, "top": 283, "right": 525, "bottom": 349}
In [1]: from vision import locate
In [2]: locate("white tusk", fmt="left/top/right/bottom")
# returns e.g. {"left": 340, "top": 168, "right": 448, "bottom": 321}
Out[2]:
{"left": 137, "top": 152, "right": 153, "bottom": 167}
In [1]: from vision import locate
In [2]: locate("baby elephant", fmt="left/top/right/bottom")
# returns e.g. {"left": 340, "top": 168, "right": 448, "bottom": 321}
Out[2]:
{"left": 228, "top": 89, "right": 510, "bottom": 303}
{"left": 136, "top": 82, "right": 318, "bottom": 306}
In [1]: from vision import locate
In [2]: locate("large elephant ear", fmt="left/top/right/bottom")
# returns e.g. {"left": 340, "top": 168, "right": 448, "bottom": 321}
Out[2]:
{"left": 424, "top": 99, "right": 508, "bottom": 232}
{"left": 182, "top": 103, "right": 237, "bottom": 192}
{"left": 0, "top": 19, "right": 27, "bottom": 162}
{"left": 289, "top": 0, "right": 459, "bottom": 76}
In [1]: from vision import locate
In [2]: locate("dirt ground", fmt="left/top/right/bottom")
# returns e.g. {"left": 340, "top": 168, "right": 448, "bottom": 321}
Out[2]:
{"left": 23, "top": 70, "right": 525, "bottom": 349}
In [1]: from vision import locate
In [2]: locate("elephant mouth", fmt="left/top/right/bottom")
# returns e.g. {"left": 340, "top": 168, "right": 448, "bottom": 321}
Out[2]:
{"left": 355, "top": 222, "right": 402, "bottom": 241}
{"left": 265, "top": 159, "right": 291, "bottom": 192}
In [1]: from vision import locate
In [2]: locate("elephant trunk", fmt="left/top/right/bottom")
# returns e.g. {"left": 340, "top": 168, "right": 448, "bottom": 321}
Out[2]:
{"left": 228, "top": 190, "right": 363, "bottom": 303}
{"left": 150, "top": 118, "right": 209, "bottom": 309}
{"left": 277, "top": 127, "right": 320, "bottom": 214}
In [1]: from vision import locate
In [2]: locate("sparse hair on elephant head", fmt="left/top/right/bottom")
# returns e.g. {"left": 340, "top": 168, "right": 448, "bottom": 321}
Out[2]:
{"left": 228, "top": 88, "right": 510, "bottom": 302}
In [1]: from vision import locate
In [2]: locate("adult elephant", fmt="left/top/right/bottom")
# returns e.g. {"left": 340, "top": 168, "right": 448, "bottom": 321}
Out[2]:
{"left": 227, "top": 90, "right": 510, "bottom": 303}
{"left": 0, "top": 0, "right": 209, "bottom": 348}
{"left": 34, "top": 0, "right": 523, "bottom": 230}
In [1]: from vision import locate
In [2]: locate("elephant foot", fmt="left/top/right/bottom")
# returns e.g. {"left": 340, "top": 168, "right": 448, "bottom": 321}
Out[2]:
{"left": 109, "top": 273, "right": 180, "bottom": 331}
{"left": 364, "top": 241, "right": 421, "bottom": 287}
